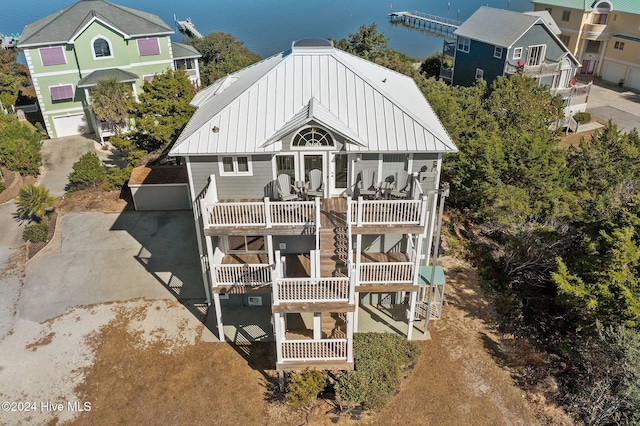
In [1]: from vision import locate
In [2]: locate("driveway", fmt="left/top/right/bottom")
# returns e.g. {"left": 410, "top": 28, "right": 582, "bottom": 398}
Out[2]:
{"left": 580, "top": 77, "right": 640, "bottom": 134}
{"left": 19, "top": 211, "right": 205, "bottom": 322}
{"left": 38, "top": 135, "right": 97, "bottom": 196}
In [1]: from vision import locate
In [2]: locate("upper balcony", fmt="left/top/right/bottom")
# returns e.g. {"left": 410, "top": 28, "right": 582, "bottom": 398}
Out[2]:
{"left": 582, "top": 23, "right": 610, "bottom": 41}
{"left": 505, "top": 61, "right": 560, "bottom": 78}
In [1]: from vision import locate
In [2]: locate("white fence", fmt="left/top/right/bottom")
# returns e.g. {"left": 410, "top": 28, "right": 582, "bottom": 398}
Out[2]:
{"left": 281, "top": 339, "right": 348, "bottom": 361}
{"left": 214, "top": 264, "right": 272, "bottom": 286}
{"left": 275, "top": 277, "right": 350, "bottom": 303}
{"left": 359, "top": 262, "right": 414, "bottom": 284}
{"left": 203, "top": 198, "right": 318, "bottom": 228}
{"left": 349, "top": 197, "right": 427, "bottom": 226}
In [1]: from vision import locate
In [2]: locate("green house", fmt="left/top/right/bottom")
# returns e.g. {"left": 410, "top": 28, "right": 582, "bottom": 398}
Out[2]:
{"left": 18, "top": 0, "right": 201, "bottom": 140}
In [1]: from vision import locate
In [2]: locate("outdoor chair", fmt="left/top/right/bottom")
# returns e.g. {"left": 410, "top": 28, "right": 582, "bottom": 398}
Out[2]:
{"left": 277, "top": 174, "right": 298, "bottom": 201}
{"left": 306, "top": 169, "right": 323, "bottom": 198}
{"left": 357, "top": 169, "right": 378, "bottom": 199}
{"left": 390, "top": 170, "right": 410, "bottom": 199}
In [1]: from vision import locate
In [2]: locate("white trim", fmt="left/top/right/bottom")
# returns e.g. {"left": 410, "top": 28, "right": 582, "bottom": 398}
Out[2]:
{"left": 526, "top": 44, "right": 546, "bottom": 66}
{"left": 29, "top": 59, "right": 175, "bottom": 79}
{"left": 513, "top": 47, "right": 523, "bottom": 60}
{"left": 457, "top": 37, "right": 470, "bottom": 53}
{"left": 272, "top": 153, "right": 299, "bottom": 180}
{"left": 68, "top": 16, "right": 131, "bottom": 43}
{"left": 494, "top": 46, "right": 503, "bottom": 59}
{"left": 91, "top": 35, "right": 114, "bottom": 60}
{"left": 43, "top": 106, "right": 85, "bottom": 114}
{"left": 218, "top": 155, "right": 253, "bottom": 176}
{"left": 128, "top": 183, "right": 188, "bottom": 188}
{"left": 475, "top": 68, "right": 484, "bottom": 80}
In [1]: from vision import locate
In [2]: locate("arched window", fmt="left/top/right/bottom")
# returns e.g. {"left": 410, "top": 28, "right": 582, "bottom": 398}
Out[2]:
{"left": 292, "top": 127, "right": 333, "bottom": 147}
{"left": 93, "top": 38, "right": 111, "bottom": 58}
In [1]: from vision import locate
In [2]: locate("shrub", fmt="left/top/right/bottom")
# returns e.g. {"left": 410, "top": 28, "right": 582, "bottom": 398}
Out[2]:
{"left": 15, "top": 184, "right": 56, "bottom": 222}
{"left": 573, "top": 112, "right": 591, "bottom": 123}
{"left": 286, "top": 369, "right": 328, "bottom": 410}
{"left": 68, "top": 152, "right": 106, "bottom": 188}
{"left": 106, "top": 164, "right": 133, "bottom": 190}
{"left": 335, "top": 333, "right": 420, "bottom": 409}
{"left": 0, "top": 113, "right": 42, "bottom": 175}
{"left": 0, "top": 180, "right": 5, "bottom": 194}
{"left": 22, "top": 223, "right": 48, "bottom": 242}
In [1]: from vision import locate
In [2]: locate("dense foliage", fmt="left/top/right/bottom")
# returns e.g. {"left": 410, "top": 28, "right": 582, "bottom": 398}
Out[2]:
{"left": 0, "top": 49, "right": 28, "bottom": 108}
{"left": 15, "top": 184, "right": 56, "bottom": 222}
{"left": 89, "top": 78, "right": 134, "bottom": 133}
{"left": 0, "top": 112, "right": 42, "bottom": 175}
{"left": 285, "top": 369, "right": 327, "bottom": 410}
{"left": 68, "top": 152, "right": 107, "bottom": 189}
{"left": 22, "top": 223, "right": 48, "bottom": 243}
{"left": 185, "top": 32, "right": 261, "bottom": 85}
{"left": 335, "top": 333, "right": 419, "bottom": 409}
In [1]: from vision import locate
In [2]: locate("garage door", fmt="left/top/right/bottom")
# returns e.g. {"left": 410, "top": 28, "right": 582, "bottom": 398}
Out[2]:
{"left": 602, "top": 62, "right": 626, "bottom": 84}
{"left": 130, "top": 184, "right": 191, "bottom": 211}
{"left": 626, "top": 69, "right": 640, "bottom": 91}
{"left": 53, "top": 114, "right": 88, "bottom": 138}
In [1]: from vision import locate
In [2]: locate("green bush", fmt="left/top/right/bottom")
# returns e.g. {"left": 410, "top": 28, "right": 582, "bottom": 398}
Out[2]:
{"left": 68, "top": 152, "right": 106, "bottom": 188}
{"left": 106, "top": 164, "right": 133, "bottom": 190}
{"left": 335, "top": 333, "right": 420, "bottom": 409}
{"left": 22, "top": 223, "right": 48, "bottom": 243}
{"left": 286, "top": 369, "right": 328, "bottom": 410}
{"left": 15, "top": 184, "right": 56, "bottom": 222}
{"left": 0, "top": 180, "right": 5, "bottom": 194}
{"left": 573, "top": 112, "right": 591, "bottom": 123}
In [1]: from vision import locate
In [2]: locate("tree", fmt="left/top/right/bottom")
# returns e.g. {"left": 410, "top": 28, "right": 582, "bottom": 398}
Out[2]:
{"left": 89, "top": 78, "right": 134, "bottom": 133}
{"left": 286, "top": 369, "right": 327, "bottom": 423}
{"left": 0, "top": 49, "right": 28, "bottom": 108}
{"left": 185, "top": 32, "right": 261, "bottom": 85}
{"left": 340, "top": 23, "right": 389, "bottom": 61}
{"left": 0, "top": 111, "right": 42, "bottom": 175}
{"left": 420, "top": 52, "right": 452, "bottom": 79}
{"left": 15, "top": 184, "right": 56, "bottom": 222}
{"left": 133, "top": 68, "right": 196, "bottom": 151}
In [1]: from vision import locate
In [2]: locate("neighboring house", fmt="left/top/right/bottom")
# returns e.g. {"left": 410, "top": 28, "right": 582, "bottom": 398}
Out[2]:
{"left": 532, "top": 0, "right": 640, "bottom": 89}
{"left": 169, "top": 38, "right": 458, "bottom": 371}
{"left": 442, "top": 6, "right": 587, "bottom": 116}
{"left": 18, "top": 0, "right": 201, "bottom": 140}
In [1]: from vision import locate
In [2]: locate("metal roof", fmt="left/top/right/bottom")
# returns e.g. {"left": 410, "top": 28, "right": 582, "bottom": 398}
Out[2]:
{"left": 455, "top": 7, "right": 544, "bottom": 48}
{"left": 531, "top": 0, "right": 640, "bottom": 15}
{"left": 171, "top": 42, "right": 202, "bottom": 60}
{"left": 170, "top": 39, "right": 456, "bottom": 156}
{"left": 77, "top": 68, "right": 139, "bottom": 88}
{"left": 19, "top": 0, "right": 173, "bottom": 47}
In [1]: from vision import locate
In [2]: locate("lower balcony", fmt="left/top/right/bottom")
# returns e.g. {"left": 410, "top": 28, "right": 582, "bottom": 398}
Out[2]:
{"left": 277, "top": 339, "right": 353, "bottom": 370}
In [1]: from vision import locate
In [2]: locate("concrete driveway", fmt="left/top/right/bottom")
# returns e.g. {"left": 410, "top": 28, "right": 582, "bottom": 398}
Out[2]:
{"left": 581, "top": 78, "right": 640, "bottom": 134}
{"left": 19, "top": 211, "right": 205, "bottom": 323}
{"left": 39, "top": 135, "right": 97, "bottom": 196}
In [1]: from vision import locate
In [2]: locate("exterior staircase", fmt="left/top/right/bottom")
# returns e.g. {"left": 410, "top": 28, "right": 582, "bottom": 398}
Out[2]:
{"left": 319, "top": 206, "right": 350, "bottom": 277}
{"left": 322, "top": 312, "right": 347, "bottom": 338}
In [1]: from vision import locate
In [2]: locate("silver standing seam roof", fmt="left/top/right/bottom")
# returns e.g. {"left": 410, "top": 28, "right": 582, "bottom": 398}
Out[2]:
{"left": 170, "top": 40, "right": 457, "bottom": 156}
{"left": 19, "top": 0, "right": 173, "bottom": 48}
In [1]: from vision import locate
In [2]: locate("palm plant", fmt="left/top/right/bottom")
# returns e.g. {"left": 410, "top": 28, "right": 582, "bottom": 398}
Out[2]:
{"left": 15, "top": 184, "right": 57, "bottom": 222}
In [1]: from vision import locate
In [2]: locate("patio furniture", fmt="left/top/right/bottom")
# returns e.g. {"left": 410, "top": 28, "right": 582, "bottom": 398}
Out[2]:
{"left": 306, "top": 169, "right": 323, "bottom": 198}
{"left": 390, "top": 170, "right": 410, "bottom": 199}
{"left": 357, "top": 169, "right": 378, "bottom": 199}
{"left": 277, "top": 174, "right": 298, "bottom": 201}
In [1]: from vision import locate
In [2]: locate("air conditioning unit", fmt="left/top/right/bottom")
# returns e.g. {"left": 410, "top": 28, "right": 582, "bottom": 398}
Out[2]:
{"left": 247, "top": 296, "right": 263, "bottom": 306}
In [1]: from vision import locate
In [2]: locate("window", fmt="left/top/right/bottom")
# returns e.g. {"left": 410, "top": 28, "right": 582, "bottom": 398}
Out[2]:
{"left": 292, "top": 127, "right": 333, "bottom": 147}
{"left": 175, "top": 58, "right": 196, "bottom": 70}
{"left": 494, "top": 46, "right": 503, "bottom": 59}
{"left": 526, "top": 45, "right": 545, "bottom": 66}
{"left": 457, "top": 37, "right": 470, "bottom": 53}
{"left": 137, "top": 38, "right": 160, "bottom": 56}
{"left": 614, "top": 41, "right": 625, "bottom": 51}
{"left": 513, "top": 47, "right": 523, "bottom": 60}
{"left": 143, "top": 75, "right": 155, "bottom": 83}
{"left": 562, "top": 10, "right": 571, "bottom": 21}
{"left": 92, "top": 37, "right": 111, "bottom": 58}
{"left": 559, "top": 34, "right": 571, "bottom": 47}
{"left": 219, "top": 156, "right": 252, "bottom": 176}
{"left": 275, "top": 155, "right": 295, "bottom": 181}
{"left": 475, "top": 68, "right": 484, "bottom": 80}
{"left": 39, "top": 46, "right": 66, "bottom": 66}
{"left": 49, "top": 84, "right": 74, "bottom": 101}
{"left": 586, "top": 40, "right": 601, "bottom": 54}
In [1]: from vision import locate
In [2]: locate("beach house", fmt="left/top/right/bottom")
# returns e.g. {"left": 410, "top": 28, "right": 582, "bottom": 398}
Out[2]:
{"left": 170, "top": 38, "right": 457, "bottom": 370}
{"left": 18, "top": 0, "right": 201, "bottom": 140}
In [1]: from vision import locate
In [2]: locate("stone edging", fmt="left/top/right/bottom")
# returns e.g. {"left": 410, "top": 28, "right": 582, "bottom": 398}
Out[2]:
{"left": 0, "top": 169, "right": 24, "bottom": 205}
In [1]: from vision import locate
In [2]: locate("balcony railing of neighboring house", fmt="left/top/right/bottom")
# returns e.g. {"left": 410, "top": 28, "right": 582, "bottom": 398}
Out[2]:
{"left": 439, "top": 66, "right": 453, "bottom": 82}
{"left": 281, "top": 339, "right": 348, "bottom": 362}
{"left": 98, "top": 121, "right": 117, "bottom": 137}
{"left": 550, "top": 81, "right": 592, "bottom": 100}
{"left": 505, "top": 61, "right": 560, "bottom": 77}
{"left": 582, "top": 23, "right": 610, "bottom": 40}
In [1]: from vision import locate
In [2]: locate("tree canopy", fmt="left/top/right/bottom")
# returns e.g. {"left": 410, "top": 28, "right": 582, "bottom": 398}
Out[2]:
{"left": 89, "top": 78, "right": 134, "bottom": 133}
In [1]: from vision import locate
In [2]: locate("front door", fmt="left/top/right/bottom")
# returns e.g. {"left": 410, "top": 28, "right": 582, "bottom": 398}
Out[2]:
{"left": 581, "top": 59, "right": 596, "bottom": 75}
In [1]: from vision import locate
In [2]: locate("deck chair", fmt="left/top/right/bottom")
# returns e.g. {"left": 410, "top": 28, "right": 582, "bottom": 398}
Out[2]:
{"left": 357, "top": 169, "right": 378, "bottom": 199}
{"left": 277, "top": 174, "right": 298, "bottom": 201}
{"left": 390, "top": 170, "right": 410, "bottom": 199}
{"left": 307, "top": 169, "right": 323, "bottom": 198}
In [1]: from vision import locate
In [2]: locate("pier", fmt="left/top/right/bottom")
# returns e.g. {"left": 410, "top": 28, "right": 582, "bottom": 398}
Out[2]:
{"left": 389, "top": 11, "right": 461, "bottom": 37}
{"left": 175, "top": 17, "right": 203, "bottom": 39}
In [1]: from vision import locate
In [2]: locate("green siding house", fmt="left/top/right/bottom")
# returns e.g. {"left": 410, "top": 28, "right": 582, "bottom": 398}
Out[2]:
{"left": 18, "top": 0, "right": 201, "bottom": 140}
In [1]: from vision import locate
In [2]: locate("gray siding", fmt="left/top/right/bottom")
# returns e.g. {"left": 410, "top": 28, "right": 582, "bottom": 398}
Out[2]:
{"left": 353, "top": 153, "right": 380, "bottom": 186}
{"left": 514, "top": 23, "right": 565, "bottom": 62}
{"left": 189, "top": 155, "right": 218, "bottom": 198}
{"left": 361, "top": 234, "right": 404, "bottom": 253}
{"left": 273, "top": 235, "right": 315, "bottom": 253}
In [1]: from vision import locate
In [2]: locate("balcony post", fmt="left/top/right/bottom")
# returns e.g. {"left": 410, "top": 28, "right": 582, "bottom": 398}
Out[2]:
{"left": 212, "top": 293, "right": 225, "bottom": 341}
{"left": 199, "top": 199, "right": 209, "bottom": 229}
{"left": 264, "top": 197, "right": 272, "bottom": 228}
{"left": 346, "top": 311, "right": 354, "bottom": 363}
{"left": 346, "top": 195, "right": 352, "bottom": 226}
{"left": 357, "top": 196, "right": 364, "bottom": 226}
{"left": 274, "top": 313, "right": 284, "bottom": 364}
{"left": 419, "top": 195, "right": 429, "bottom": 227}
{"left": 272, "top": 250, "right": 281, "bottom": 305}
{"left": 407, "top": 291, "right": 417, "bottom": 340}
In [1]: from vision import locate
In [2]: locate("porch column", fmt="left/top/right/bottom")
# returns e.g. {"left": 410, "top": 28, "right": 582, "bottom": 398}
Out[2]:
{"left": 346, "top": 311, "right": 354, "bottom": 363}
{"left": 203, "top": 235, "right": 215, "bottom": 305}
{"left": 407, "top": 290, "right": 417, "bottom": 340}
{"left": 313, "top": 313, "right": 322, "bottom": 340}
{"left": 273, "top": 312, "right": 284, "bottom": 364}
{"left": 212, "top": 293, "right": 225, "bottom": 341}
{"left": 596, "top": 39, "right": 608, "bottom": 76}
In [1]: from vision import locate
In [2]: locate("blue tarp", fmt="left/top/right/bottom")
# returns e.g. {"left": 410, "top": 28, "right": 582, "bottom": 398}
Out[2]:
{"left": 418, "top": 266, "right": 445, "bottom": 285}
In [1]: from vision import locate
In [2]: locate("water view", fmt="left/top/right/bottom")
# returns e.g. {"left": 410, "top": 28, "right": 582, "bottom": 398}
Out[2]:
{"left": 2, "top": 0, "right": 532, "bottom": 60}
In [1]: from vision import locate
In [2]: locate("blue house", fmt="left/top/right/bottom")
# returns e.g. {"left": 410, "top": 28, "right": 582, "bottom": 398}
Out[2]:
{"left": 444, "top": 7, "right": 580, "bottom": 90}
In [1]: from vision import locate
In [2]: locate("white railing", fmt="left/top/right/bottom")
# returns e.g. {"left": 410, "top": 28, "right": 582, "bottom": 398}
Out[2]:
{"left": 281, "top": 339, "right": 348, "bottom": 361}
{"left": 349, "top": 197, "right": 427, "bottom": 226}
{"left": 275, "top": 277, "right": 350, "bottom": 303}
{"left": 359, "top": 262, "right": 414, "bottom": 284}
{"left": 203, "top": 197, "right": 317, "bottom": 228}
{"left": 214, "top": 264, "right": 271, "bottom": 286}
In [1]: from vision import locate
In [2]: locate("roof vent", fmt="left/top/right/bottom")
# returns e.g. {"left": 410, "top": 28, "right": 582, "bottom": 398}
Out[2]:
{"left": 292, "top": 38, "right": 333, "bottom": 50}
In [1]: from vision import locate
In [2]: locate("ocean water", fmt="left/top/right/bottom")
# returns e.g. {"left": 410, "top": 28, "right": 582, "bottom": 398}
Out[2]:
{"left": 1, "top": 0, "right": 532, "bottom": 60}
